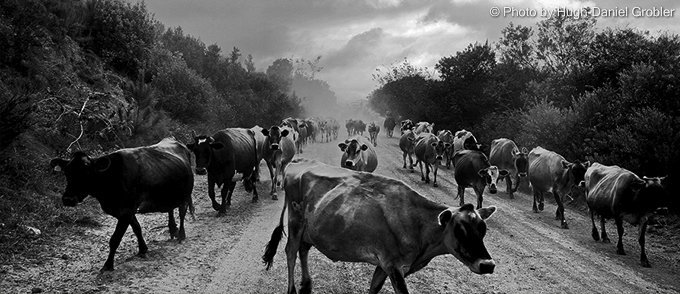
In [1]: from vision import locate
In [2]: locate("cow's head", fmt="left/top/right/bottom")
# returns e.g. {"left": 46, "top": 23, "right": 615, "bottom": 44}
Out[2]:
{"left": 187, "top": 135, "right": 222, "bottom": 175}
{"left": 262, "top": 126, "right": 289, "bottom": 150}
{"left": 438, "top": 203, "right": 497, "bottom": 275}
{"left": 513, "top": 147, "right": 529, "bottom": 177}
{"left": 432, "top": 141, "right": 450, "bottom": 163}
{"left": 634, "top": 176, "right": 669, "bottom": 209}
{"left": 463, "top": 134, "right": 481, "bottom": 151}
{"left": 50, "top": 152, "right": 112, "bottom": 206}
{"left": 478, "top": 166, "right": 509, "bottom": 194}
{"left": 338, "top": 139, "right": 368, "bottom": 170}
{"left": 562, "top": 160, "right": 590, "bottom": 189}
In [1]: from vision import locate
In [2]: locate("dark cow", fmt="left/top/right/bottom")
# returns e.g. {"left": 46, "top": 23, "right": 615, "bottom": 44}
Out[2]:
{"left": 413, "top": 121, "right": 434, "bottom": 135}
{"left": 400, "top": 119, "right": 414, "bottom": 135}
{"left": 414, "top": 133, "right": 449, "bottom": 187}
{"left": 585, "top": 163, "right": 668, "bottom": 267}
{"left": 437, "top": 130, "right": 454, "bottom": 169}
{"left": 304, "top": 119, "right": 317, "bottom": 143}
{"left": 188, "top": 128, "right": 260, "bottom": 213}
{"left": 346, "top": 119, "right": 356, "bottom": 137}
{"left": 399, "top": 129, "right": 417, "bottom": 171}
{"left": 250, "top": 126, "right": 274, "bottom": 183}
{"left": 261, "top": 126, "right": 296, "bottom": 199}
{"left": 383, "top": 116, "right": 396, "bottom": 137}
{"left": 355, "top": 120, "right": 367, "bottom": 136}
{"left": 489, "top": 138, "right": 529, "bottom": 199}
{"left": 453, "top": 150, "right": 508, "bottom": 209}
{"left": 338, "top": 135, "right": 378, "bottom": 172}
{"left": 528, "top": 146, "right": 589, "bottom": 229}
{"left": 296, "top": 119, "right": 308, "bottom": 154}
{"left": 453, "top": 129, "right": 480, "bottom": 153}
{"left": 50, "top": 138, "right": 194, "bottom": 271}
{"left": 368, "top": 122, "right": 380, "bottom": 147}
{"left": 262, "top": 159, "right": 497, "bottom": 294}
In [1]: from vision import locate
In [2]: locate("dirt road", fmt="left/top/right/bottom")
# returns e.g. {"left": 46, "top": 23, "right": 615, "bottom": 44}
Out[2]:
{"left": 4, "top": 135, "right": 680, "bottom": 293}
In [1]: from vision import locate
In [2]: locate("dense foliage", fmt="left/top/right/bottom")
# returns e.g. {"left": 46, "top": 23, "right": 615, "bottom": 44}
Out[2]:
{"left": 369, "top": 14, "right": 680, "bottom": 203}
{"left": 0, "top": 0, "right": 306, "bottom": 258}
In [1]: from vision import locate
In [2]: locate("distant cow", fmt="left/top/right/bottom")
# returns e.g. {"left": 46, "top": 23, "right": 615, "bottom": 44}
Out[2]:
{"left": 188, "top": 128, "right": 260, "bottom": 213}
{"left": 50, "top": 138, "right": 194, "bottom": 271}
{"left": 260, "top": 126, "right": 296, "bottom": 199}
{"left": 262, "top": 159, "right": 498, "bottom": 294}
{"left": 437, "top": 130, "right": 455, "bottom": 169}
{"left": 383, "top": 116, "right": 396, "bottom": 137}
{"left": 585, "top": 163, "right": 668, "bottom": 267}
{"left": 399, "top": 129, "right": 417, "bottom": 171}
{"left": 368, "top": 122, "right": 380, "bottom": 147}
{"left": 452, "top": 129, "right": 480, "bottom": 153}
{"left": 413, "top": 121, "right": 434, "bottom": 135}
{"left": 250, "top": 126, "right": 274, "bottom": 182}
{"left": 400, "top": 119, "right": 414, "bottom": 135}
{"left": 528, "top": 146, "right": 589, "bottom": 229}
{"left": 453, "top": 150, "right": 508, "bottom": 209}
{"left": 338, "top": 135, "right": 378, "bottom": 172}
{"left": 414, "top": 133, "right": 449, "bottom": 187}
{"left": 296, "top": 119, "right": 308, "bottom": 154}
{"left": 355, "top": 120, "right": 367, "bottom": 136}
{"left": 489, "top": 138, "right": 529, "bottom": 199}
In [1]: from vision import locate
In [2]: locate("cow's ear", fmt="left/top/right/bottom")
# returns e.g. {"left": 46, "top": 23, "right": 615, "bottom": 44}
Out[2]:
{"left": 94, "top": 156, "right": 111, "bottom": 173}
{"left": 521, "top": 147, "right": 529, "bottom": 154}
{"left": 561, "top": 160, "right": 571, "bottom": 169}
{"left": 438, "top": 209, "right": 453, "bottom": 226}
{"left": 407, "top": 137, "right": 415, "bottom": 141}
{"left": 338, "top": 143, "right": 348, "bottom": 151}
{"left": 477, "top": 168, "right": 489, "bottom": 178}
{"left": 499, "top": 169, "right": 509, "bottom": 177}
{"left": 281, "top": 129, "right": 289, "bottom": 137}
{"left": 477, "top": 206, "right": 497, "bottom": 220}
{"left": 631, "top": 178, "right": 646, "bottom": 193}
{"left": 261, "top": 128, "right": 269, "bottom": 136}
{"left": 444, "top": 143, "right": 451, "bottom": 148}
{"left": 360, "top": 144, "right": 369, "bottom": 151}
{"left": 50, "top": 158, "right": 68, "bottom": 172}
{"left": 186, "top": 143, "right": 195, "bottom": 151}
{"left": 430, "top": 142, "right": 438, "bottom": 147}
{"left": 582, "top": 160, "right": 590, "bottom": 167}
{"left": 210, "top": 142, "right": 224, "bottom": 150}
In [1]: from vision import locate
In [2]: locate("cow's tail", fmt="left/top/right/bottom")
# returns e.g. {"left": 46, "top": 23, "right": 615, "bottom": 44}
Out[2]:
{"left": 188, "top": 196, "right": 196, "bottom": 221}
{"left": 262, "top": 199, "right": 287, "bottom": 270}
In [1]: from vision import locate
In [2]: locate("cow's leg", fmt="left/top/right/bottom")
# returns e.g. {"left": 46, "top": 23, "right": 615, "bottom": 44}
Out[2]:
{"left": 369, "top": 266, "right": 388, "bottom": 294}
{"left": 386, "top": 267, "right": 409, "bottom": 294}
{"left": 102, "top": 219, "right": 130, "bottom": 271}
{"left": 178, "top": 202, "right": 187, "bottom": 241}
{"left": 402, "top": 152, "right": 407, "bottom": 169}
{"left": 600, "top": 216, "right": 610, "bottom": 243}
{"left": 553, "top": 191, "right": 568, "bottom": 229}
{"left": 474, "top": 186, "right": 484, "bottom": 209}
{"left": 538, "top": 191, "right": 545, "bottom": 211}
{"left": 168, "top": 210, "right": 178, "bottom": 239}
{"left": 425, "top": 162, "right": 431, "bottom": 184}
{"left": 639, "top": 216, "right": 650, "bottom": 267}
{"left": 505, "top": 175, "right": 514, "bottom": 198}
{"left": 249, "top": 172, "right": 259, "bottom": 203}
{"left": 590, "top": 210, "right": 600, "bottom": 241}
{"left": 408, "top": 154, "right": 414, "bottom": 171}
{"left": 130, "top": 215, "right": 148, "bottom": 256}
{"left": 458, "top": 185, "right": 466, "bottom": 207}
{"left": 432, "top": 163, "right": 439, "bottom": 187}
{"left": 418, "top": 160, "right": 425, "bottom": 182}
{"left": 285, "top": 222, "right": 303, "bottom": 294}
{"left": 513, "top": 174, "right": 521, "bottom": 193}
{"left": 267, "top": 161, "right": 277, "bottom": 198}
{"left": 615, "top": 217, "right": 626, "bottom": 255}
{"left": 208, "top": 182, "right": 221, "bottom": 212}
{"left": 532, "top": 190, "right": 540, "bottom": 213}
{"left": 299, "top": 242, "right": 313, "bottom": 294}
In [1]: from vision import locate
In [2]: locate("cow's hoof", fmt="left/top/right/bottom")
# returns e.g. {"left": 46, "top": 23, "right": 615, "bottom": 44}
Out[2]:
{"left": 251, "top": 198, "right": 259, "bottom": 203}
{"left": 509, "top": 194, "right": 514, "bottom": 199}
{"left": 100, "top": 264, "right": 114, "bottom": 272}
{"left": 641, "top": 260, "right": 651, "bottom": 268}
{"left": 617, "top": 248, "right": 626, "bottom": 255}
{"left": 212, "top": 203, "right": 221, "bottom": 211}
{"left": 561, "top": 222, "right": 569, "bottom": 229}
{"left": 591, "top": 229, "right": 600, "bottom": 241}
{"left": 433, "top": 183, "right": 438, "bottom": 187}
{"left": 272, "top": 195, "right": 278, "bottom": 200}
{"left": 602, "top": 236, "right": 610, "bottom": 243}
{"left": 538, "top": 203, "right": 544, "bottom": 211}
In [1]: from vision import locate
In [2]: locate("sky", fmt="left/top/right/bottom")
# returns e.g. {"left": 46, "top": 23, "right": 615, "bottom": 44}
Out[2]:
{"left": 144, "top": 0, "right": 680, "bottom": 102}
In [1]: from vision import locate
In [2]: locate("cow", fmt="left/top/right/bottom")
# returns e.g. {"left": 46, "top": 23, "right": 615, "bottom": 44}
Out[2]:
{"left": 346, "top": 119, "right": 356, "bottom": 137}
{"left": 338, "top": 135, "right": 378, "bottom": 172}
{"left": 452, "top": 129, "right": 480, "bottom": 153}
{"left": 329, "top": 118, "right": 340, "bottom": 140}
{"left": 304, "top": 119, "right": 317, "bottom": 143}
{"left": 400, "top": 119, "right": 414, "bottom": 135}
{"left": 355, "top": 120, "right": 367, "bottom": 136}
{"left": 414, "top": 133, "right": 449, "bottom": 187}
{"left": 437, "top": 130, "right": 455, "bottom": 169}
{"left": 413, "top": 121, "right": 434, "bottom": 135}
{"left": 367, "top": 122, "right": 380, "bottom": 147}
{"left": 585, "top": 163, "right": 668, "bottom": 267}
{"left": 453, "top": 150, "right": 508, "bottom": 209}
{"left": 50, "top": 138, "right": 194, "bottom": 271}
{"left": 250, "top": 126, "right": 274, "bottom": 183}
{"left": 489, "top": 138, "right": 529, "bottom": 199}
{"left": 399, "top": 130, "right": 417, "bottom": 171}
{"left": 296, "top": 120, "right": 308, "bottom": 154}
{"left": 262, "top": 159, "right": 498, "bottom": 294}
{"left": 528, "top": 146, "right": 589, "bottom": 229}
{"left": 188, "top": 128, "right": 260, "bottom": 213}
{"left": 383, "top": 116, "right": 396, "bottom": 137}
{"left": 260, "top": 125, "right": 296, "bottom": 199}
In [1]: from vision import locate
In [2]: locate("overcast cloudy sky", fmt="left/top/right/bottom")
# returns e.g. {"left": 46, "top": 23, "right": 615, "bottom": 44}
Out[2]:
{"left": 145, "top": 0, "right": 680, "bottom": 102}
